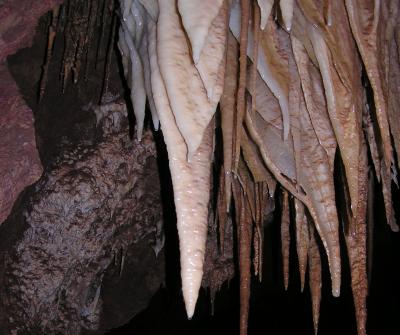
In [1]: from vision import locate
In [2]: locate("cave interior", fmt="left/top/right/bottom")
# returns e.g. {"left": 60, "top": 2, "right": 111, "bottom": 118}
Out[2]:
{"left": 1, "top": 0, "right": 400, "bottom": 334}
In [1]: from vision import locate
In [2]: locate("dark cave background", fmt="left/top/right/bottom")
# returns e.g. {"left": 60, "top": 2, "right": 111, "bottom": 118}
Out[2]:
{"left": 1, "top": 1, "right": 400, "bottom": 334}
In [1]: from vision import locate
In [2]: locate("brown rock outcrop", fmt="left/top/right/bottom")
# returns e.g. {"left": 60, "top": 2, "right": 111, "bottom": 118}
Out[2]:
{"left": 0, "top": 105, "right": 164, "bottom": 334}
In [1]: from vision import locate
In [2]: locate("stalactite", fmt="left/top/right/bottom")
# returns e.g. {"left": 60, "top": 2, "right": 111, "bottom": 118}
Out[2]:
{"left": 281, "top": 190, "right": 290, "bottom": 290}
{"left": 217, "top": 167, "right": 228, "bottom": 253}
{"left": 233, "top": 0, "right": 250, "bottom": 172}
{"left": 344, "top": 141, "right": 369, "bottom": 335}
{"left": 253, "top": 182, "right": 264, "bottom": 280}
{"left": 100, "top": 2, "right": 117, "bottom": 103}
{"left": 233, "top": 177, "right": 252, "bottom": 335}
{"left": 83, "top": 0, "right": 99, "bottom": 80}
{"left": 308, "top": 223, "right": 322, "bottom": 335}
{"left": 220, "top": 32, "right": 239, "bottom": 213}
{"left": 250, "top": 2, "right": 260, "bottom": 115}
{"left": 253, "top": 224, "right": 260, "bottom": 276}
{"left": 345, "top": 0, "right": 393, "bottom": 178}
{"left": 39, "top": 0, "right": 114, "bottom": 97}
{"left": 39, "top": 5, "right": 60, "bottom": 101}
{"left": 294, "top": 198, "right": 309, "bottom": 292}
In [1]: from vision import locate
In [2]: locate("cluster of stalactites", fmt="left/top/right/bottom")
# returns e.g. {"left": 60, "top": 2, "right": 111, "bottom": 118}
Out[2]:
{"left": 39, "top": 0, "right": 117, "bottom": 102}
{"left": 118, "top": 1, "right": 400, "bottom": 334}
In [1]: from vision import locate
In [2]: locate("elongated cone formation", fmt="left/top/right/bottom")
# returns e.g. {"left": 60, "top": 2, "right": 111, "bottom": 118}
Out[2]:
{"left": 119, "top": 0, "right": 400, "bottom": 333}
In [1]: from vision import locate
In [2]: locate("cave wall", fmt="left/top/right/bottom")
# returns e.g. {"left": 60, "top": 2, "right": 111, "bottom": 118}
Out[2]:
{"left": 0, "top": 64, "right": 43, "bottom": 223}
{"left": 0, "top": 0, "right": 64, "bottom": 223}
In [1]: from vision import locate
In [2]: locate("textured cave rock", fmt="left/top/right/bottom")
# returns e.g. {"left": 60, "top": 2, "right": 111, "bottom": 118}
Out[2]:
{"left": 0, "top": 105, "right": 165, "bottom": 334}
{"left": 0, "top": 0, "right": 63, "bottom": 223}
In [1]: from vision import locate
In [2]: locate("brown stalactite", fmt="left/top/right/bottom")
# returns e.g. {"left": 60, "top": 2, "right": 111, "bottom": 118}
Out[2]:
{"left": 253, "top": 182, "right": 264, "bottom": 279}
{"left": 39, "top": 5, "right": 60, "bottom": 101}
{"left": 241, "top": 123, "right": 272, "bottom": 183}
{"left": 281, "top": 190, "right": 290, "bottom": 290}
{"left": 346, "top": 216, "right": 368, "bottom": 335}
{"left": 381, "top": 159, "right": 398, "bottom": 232}
{"left": 308, "top": 223, "right": 322, "bottom": 335}
{"left": 345, "top": 0, "right": 393, "bottom": 180}
{"left": 299, "top": 0, "right": 365, "bottom": 232}
{"left": 220, "top": 32, "right": 239, "bottom": 212}
{"left": 100, "top": 0, "right": 117, "bottom": 102}
{"left": 323, "top": 0, "right": 332, "bottom": 26}
{"left": 288, "top": 38, "right": 302, "bottom": 193}
{"left": 233, "top": 178, "right": 253, "bottom": 335}
{"left": 233, "top": 0, "right": 250, "bottom": 173}
{"left": 367, "top": 170, "right": 375, "bottom": 292}
{"left": 253, "top": 224, "right": 260, "bottom": 277}
{"left": 294, "top": 198, "right": 309, "bottom": 292}
{"left": 250, "top": 2, "right": 260, "bottom": 115}
{"left": 217, "top": 166, "right": 228, "bottom": 253}
{"left": 362, "top": 98, "right": 381, "bottom": 182}
{"left": 344, "top": 141, "right": 369, "bottom": 335}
